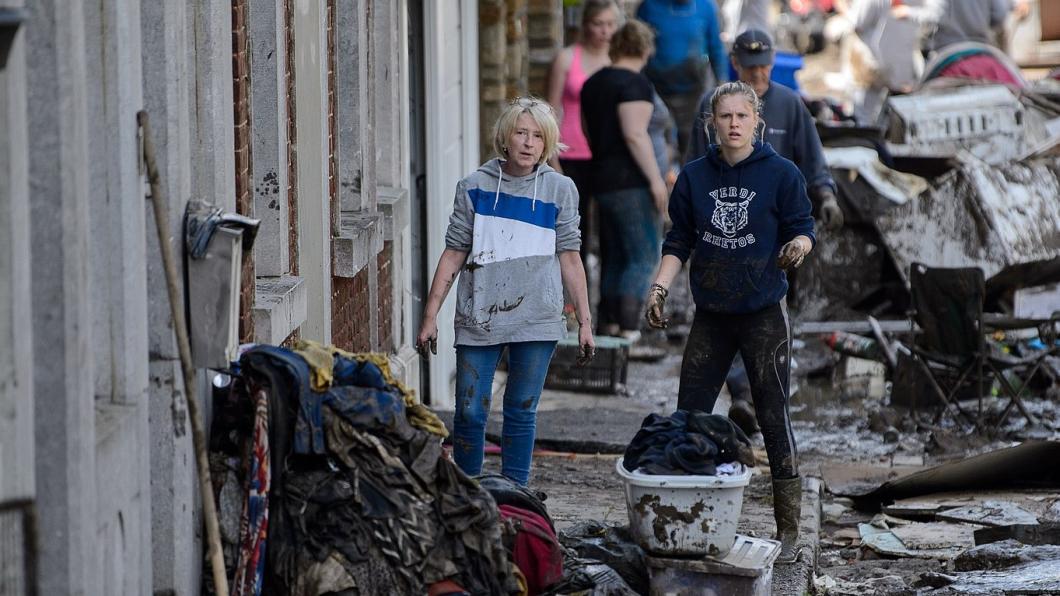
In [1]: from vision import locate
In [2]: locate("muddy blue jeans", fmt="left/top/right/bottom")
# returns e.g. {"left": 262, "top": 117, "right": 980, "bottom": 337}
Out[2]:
{"left": 677, "top": 302, "right": 799, "bottom": 480}
{"left": 453, "top": 341, "right": 557, "bottom": 485}
{"left": 596, "top": 187, "right": 661, "bottom": 331}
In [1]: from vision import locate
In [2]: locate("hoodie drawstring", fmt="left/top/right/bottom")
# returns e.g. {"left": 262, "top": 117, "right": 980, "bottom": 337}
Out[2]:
{"left": 493, "top": 160, "right": 542, "bottom": 211}
{"left": 493, "top": 161, "right": 503, "bottom": 210}
{"left": 531, "top": 167, "right": 540, "bottom": 212}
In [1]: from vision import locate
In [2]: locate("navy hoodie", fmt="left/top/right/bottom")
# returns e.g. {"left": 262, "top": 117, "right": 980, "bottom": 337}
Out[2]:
{"left": 662, "top": 142, "right": 815, "bottom": 314}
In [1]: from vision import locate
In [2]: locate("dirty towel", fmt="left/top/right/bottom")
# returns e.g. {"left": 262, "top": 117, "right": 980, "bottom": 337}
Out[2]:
{"left": 293, "top": 340, "right": 335, "bottom": 391}
{"left": 623, "top": 410, "right": 754, "bottom": 475}
{"left": 715, "top": 462, "right": 740, "bottom": 476}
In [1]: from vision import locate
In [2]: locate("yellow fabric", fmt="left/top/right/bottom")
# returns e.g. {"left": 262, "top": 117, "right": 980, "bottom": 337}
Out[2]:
{"left": 292, "top": 339, "right": 336, "bottom": 391}
{"left": 293, "top": 340, "right": 449, "bottom": 439}
{"left": 511, "top": 566, "right": 529, "bottom": 596}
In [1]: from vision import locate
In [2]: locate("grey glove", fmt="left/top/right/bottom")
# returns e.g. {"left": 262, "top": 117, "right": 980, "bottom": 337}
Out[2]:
{"left": 815, "top": 187, "right": 844, "bottom": 232}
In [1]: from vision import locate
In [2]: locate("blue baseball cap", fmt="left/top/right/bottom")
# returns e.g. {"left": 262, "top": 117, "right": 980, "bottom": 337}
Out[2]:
{"left": 733, "top": 29, "right": 775, "bottom": 67}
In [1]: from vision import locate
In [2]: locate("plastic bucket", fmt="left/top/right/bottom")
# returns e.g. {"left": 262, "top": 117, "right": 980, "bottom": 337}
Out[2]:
{"left": 615, "top": 458, "right": 752, "bottom": 557}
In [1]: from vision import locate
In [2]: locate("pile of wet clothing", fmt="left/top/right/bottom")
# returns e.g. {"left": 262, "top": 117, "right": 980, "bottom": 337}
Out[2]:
{"left": 210, "top": 340, "right": 523, "bottom": 596}
{"left": 622, "top": 410, "right": 755, "bottom": 475}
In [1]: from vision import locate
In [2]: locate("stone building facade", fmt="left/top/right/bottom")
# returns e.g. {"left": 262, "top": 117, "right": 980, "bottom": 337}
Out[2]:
{"left": 0, "top": 0, "right": 480, "bottom": 592}
{"left": 478, "top": 0, "right": 565, "bottom": 160}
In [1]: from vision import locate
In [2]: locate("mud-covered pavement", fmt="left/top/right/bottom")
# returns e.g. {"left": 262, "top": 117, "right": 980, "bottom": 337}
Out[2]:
{"left": 464, "top": 327, "right": 1060, "bottom": 595}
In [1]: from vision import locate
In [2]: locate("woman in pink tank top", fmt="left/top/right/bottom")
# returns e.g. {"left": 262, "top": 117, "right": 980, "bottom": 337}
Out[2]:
{"left": 547, "top": 0, "right": 619, "bottom": 261}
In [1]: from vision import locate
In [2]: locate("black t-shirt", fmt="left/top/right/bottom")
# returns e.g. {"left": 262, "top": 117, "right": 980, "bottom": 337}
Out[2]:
{"left": 580, "top": 67, "right": 655, "bottom": 194}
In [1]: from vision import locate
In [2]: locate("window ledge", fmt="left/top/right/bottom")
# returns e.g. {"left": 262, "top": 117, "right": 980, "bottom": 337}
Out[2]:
{"left": 377, "top": 186, "right": 410, "bottom": 242}
{"left": 332, "top": 212, "right": 382, "bottom": 277}
{"left": 253, "top": 275, "right": 308, "bottom": 345}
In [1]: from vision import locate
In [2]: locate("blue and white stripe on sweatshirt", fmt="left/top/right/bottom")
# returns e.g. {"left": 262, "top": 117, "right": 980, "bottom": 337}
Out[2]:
{"left": 444, "top": 158, "right": 581, "bottom": 346}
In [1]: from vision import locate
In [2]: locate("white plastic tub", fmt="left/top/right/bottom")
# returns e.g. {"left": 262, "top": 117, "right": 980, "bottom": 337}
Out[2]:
{"left": 615, "top": 458, "right": 752, "bottom": 557}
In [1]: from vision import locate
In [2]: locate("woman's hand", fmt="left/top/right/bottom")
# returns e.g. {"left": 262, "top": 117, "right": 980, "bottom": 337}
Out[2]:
{"left": 777, "top": 236, "right": 813, "bottom": 270}
{"left": 651, "top": 179, "right": 669, "bottom": 215}
{"left": 416, "top": 316, "right": 438, "bottom": 359}
{"left": 576, "top": 324, "right": 596, "bottom": 366}
{"left": 645, "top": 283, "right": 670, "bottom": 329}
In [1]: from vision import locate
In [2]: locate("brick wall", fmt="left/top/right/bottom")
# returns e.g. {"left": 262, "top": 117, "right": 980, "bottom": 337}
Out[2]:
{"left": 332, "top": 271, "right": 371, "bottom": 353}
{"left": 326, "top": 0, "right": 379, "bottom": 355}
{"left": 505, "top": 0, "right": 529, "bottom": 99}
{"left": 377, "top": 241, "right": 393, "bottom": 353}
{"left": 527, "top": 0, "right": 563, "bottom": 97}
{"left": 285, "top": 0, "right": 299, "bottom": 275}
{"left": 233, "top": 0, "right": 255, "bottom": 343}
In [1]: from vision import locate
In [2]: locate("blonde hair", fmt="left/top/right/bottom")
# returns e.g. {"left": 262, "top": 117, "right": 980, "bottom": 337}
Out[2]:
{"left": 706, "top": 81, "right": 764, "bottom": 141}
{"left": 491, "top": 97, "right": 566, "bottom": 164}
{"left": 709, "top": 81, "right": 763, "bottom": 120}
{"left": 609, "top": 19, "right": 654, "bottom": 62}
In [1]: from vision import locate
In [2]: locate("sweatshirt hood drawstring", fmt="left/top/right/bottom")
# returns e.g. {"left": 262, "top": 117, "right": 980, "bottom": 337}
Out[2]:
{"left": 493, "top": 160, "right": 542, "bottom": 211}
{"left": 494, "top": 160, "right": 503, "bottom": 210}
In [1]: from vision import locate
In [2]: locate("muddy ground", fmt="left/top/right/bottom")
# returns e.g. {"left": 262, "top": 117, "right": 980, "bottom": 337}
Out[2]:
{"left": 468, "top": 43, "right": 1060, "bottom": 596}
{"left": 476, "top": 329, "right": 1060, "bottom": 595}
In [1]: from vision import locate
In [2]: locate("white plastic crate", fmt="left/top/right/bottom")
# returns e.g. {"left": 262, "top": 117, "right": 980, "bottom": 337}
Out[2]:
{"left": 646, "top": 534, "right": 781, "bottom": 596}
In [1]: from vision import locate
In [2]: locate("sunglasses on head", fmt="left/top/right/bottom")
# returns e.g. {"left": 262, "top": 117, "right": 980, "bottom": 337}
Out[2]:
{"left": 510, "top": 97, "right": 553, "bottom": 113}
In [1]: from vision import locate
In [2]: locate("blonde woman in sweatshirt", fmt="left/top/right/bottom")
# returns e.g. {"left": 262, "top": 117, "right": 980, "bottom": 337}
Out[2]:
{"left": 416, "top": 97, "right": 594, "bottom": 486}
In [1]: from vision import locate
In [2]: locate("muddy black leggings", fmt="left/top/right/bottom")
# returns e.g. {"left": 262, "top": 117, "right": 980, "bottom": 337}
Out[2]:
{"left": 677, "top": 302, "right": 799, "bottom": 480}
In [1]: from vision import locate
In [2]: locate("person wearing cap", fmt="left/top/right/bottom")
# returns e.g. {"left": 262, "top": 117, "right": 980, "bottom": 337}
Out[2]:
{"left": 687, "top": 29, "right": 843, "bottom": 233}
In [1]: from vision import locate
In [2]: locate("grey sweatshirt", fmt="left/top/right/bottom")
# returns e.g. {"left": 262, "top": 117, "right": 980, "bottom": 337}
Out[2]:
{"left": 444, "top": 159, "right": 581, "bottom": 346}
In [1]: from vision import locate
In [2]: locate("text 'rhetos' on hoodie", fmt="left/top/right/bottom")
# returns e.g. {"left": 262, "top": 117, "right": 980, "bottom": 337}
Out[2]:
{"left": 662, "top": 142, "right": 815, "bottom": 314}
{"left": 444, "top": 159, "right": 581, "bottom": 346}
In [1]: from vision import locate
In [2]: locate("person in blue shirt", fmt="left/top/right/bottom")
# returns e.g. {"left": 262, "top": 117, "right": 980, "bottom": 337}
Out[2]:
{"left": 637, "top": 0, "right": 728, "bottom": 161}
{"left": 645, "top": 81, "right": 814, "bottom": 564}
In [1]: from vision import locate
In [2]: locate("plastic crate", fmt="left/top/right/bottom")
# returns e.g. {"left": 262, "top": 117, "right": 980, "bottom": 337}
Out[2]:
{"left": 646, "top": 534, "right": 780, "bottom": 596}
{"left": 544, "top": 335, "right": 630, "bottom": 394}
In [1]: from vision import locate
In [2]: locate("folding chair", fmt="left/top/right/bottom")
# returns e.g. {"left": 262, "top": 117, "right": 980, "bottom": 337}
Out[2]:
{"left": 906, "top": 262, "right": 1056, "bottom": 433}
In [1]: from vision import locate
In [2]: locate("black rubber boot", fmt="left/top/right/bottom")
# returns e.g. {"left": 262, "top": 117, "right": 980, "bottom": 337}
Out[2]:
{"left": 772, "top": 476, "right": 802, "bottom": 564}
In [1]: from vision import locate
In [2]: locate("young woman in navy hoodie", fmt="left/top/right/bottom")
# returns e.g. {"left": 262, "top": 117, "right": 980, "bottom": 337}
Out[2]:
{"left": 645, "top": 81, "right": 815, "bottom": 563}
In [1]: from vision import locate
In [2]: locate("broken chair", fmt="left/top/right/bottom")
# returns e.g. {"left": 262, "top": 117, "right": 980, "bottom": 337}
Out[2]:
{"left": 905, "top": 263, "right": 1057, "bottom": 432}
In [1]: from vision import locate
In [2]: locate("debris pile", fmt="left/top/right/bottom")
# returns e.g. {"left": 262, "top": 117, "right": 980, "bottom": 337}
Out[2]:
{"left": 209, "top": 342, "right": 522, "bottom": 595}
{"left": 815, "top": 442, "right": 1060, "bottom": 595}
